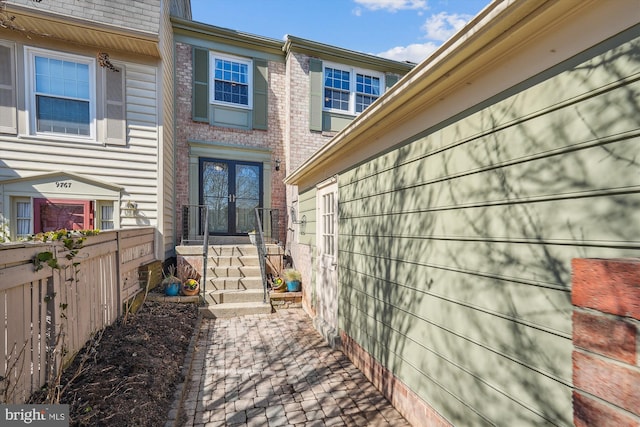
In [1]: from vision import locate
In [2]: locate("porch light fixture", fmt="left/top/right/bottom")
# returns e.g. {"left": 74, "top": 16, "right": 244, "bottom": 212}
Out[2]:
{"left": 275, "top": 159, "right": 281, "bottom": 171}
{"left": 123, "top": 200, "right": 137, "bottom": 217}
{"left": 290, "top": 206, "right": 306, "bottom": 235}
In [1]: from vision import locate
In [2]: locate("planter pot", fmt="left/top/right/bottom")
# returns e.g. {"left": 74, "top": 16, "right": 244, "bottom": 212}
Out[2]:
{"left": 286, "top": 280, "right": 301, "bottom": 292}
{"left": 182, "top": 286, "right": 199, "bottom": 296}
{"left": 248, "top": 232, "right": 257, "bottom": 245}
{"left": 165, "top": 282, "right": 180, "bottom": 296}
{"left": 182, "top": 279, "right": 200, "bottom": 296}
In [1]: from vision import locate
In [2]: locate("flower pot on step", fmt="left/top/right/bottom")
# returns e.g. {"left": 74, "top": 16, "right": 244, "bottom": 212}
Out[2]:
{"left": 286, "top": 280, "right": 301, "bottom": 292}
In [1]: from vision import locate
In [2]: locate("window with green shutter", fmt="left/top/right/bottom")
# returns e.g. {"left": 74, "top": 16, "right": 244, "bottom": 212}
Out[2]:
{"left": 253, "top": 58, "right": 268, "bottom": 130}
{"left": 309, "top": 58, "right": 323, "bottom": 131}
{"left": 192, "top": 47, "right": 209, "bottom": 122}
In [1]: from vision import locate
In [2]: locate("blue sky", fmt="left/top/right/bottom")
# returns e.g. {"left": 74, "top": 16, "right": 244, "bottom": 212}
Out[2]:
{"left": 189, "top": 0, "right": 492, "bottom": 63}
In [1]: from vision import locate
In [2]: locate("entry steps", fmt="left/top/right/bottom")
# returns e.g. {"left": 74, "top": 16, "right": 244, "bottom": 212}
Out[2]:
{"left": 176, "top": 244, "right": 283, "bottom": 318}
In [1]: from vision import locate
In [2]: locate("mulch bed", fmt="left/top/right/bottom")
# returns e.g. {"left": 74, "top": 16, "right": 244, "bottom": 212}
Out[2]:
{"left": 31, "top": 300, "right": 199, "bottom": 426}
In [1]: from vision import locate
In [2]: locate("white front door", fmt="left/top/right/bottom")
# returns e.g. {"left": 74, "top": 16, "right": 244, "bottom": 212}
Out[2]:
{"left": 316, "top": 178, "right": 339, "bottom": 345}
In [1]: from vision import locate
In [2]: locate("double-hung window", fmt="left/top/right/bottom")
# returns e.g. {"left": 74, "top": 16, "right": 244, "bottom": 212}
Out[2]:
{"left": 210, "top": 52, "right": 252, "bottom": 109}
{"left": 26, "top": 47, "right": 95, "bottom": 139}
{"left": 15, "top": 198, "right": 32, "bottom": 239}
{"left": 323, "top": 63, "right": 383, "bottom": 115}
{"left": 97, "top": 202, "right": 115, "bottom": 230}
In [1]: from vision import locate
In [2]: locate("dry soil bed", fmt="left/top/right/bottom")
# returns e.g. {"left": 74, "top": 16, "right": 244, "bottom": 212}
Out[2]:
{"left": 32, "top": 300, "right": 199, "bottom": 426}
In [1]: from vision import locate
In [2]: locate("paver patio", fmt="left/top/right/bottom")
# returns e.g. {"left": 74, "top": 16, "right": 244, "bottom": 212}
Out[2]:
{"left": 177, "top": 309, "right": 411, "bottom": 426}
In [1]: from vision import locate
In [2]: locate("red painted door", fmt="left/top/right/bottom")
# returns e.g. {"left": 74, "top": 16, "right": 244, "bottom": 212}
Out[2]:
{"left": 34, "top": 199, "right": 93, "bottom": 233}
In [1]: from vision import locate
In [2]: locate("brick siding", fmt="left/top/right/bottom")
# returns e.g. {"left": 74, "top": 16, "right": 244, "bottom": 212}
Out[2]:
{"left": 174, "top": 43, "right": 288, "bottom": 242}
{"left": 571, "top": 258, "right": 640, "bottom": 427}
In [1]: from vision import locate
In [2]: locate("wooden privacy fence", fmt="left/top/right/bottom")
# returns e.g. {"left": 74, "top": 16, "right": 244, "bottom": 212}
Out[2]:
{"left": 0, "top": 227, "right": 157, "bottom": 404}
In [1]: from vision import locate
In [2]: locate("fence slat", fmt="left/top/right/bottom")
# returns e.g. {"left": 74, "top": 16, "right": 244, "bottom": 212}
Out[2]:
{"left": 0, "top": 263, "right": 53, "bottom": 292}
{"left": 0, "top": 227, "right": 157, "bottom": 403}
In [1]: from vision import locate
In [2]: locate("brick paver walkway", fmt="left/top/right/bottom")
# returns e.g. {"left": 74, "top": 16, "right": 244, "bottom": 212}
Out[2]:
{"left": 178, "top": 309, "right": 410, "bottom": 426}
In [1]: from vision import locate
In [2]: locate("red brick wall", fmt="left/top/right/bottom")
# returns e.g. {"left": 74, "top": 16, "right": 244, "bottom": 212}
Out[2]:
{"left": 340, "top": 332, "right": 452, "bottom": 427}
{"left": 571, "top": 258, "right": 640, "bottom": 427}
{"left": 285, "top": 52, "right": 333, "bottom": 172}
{"left": 174, "top": 43, "right": 288, "bottom": 242}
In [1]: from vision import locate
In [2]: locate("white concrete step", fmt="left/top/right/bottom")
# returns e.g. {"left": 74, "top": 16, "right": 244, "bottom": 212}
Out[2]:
{"left": 207, "top": 289, "right": 267, "bottom": 304}
{"left": 208, "top": 265, "right": 262, "bottom": 278}
{"left": 208, "top": 255, "right": 261, "bottom": 267}
{"left": 208, "top": 245, "right": 259, "bottom": 257}
{"left": 200, "top": 301, "right": 273, "bottom": 318}
{"left": 206, "top": 276, "right": 264, "bottom": 290}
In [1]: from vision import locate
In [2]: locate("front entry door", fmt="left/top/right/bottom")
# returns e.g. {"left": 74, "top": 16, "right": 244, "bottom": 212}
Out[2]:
{"left": 200, "top": 158, "right": 263, "bottom": 235}
{"left": 34, "top": 198, "right": 93, "bottom": 233}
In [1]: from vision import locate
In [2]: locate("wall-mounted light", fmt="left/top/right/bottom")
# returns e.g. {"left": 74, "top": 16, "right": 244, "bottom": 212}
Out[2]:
{"left": 275, "top": 159, "right": 281, "bottom": 171}
{"left": 290, "top": 207, "right": 306, "bottom": 235}
{"left": 123, "top": 200, "right": 137, "bottom": 217}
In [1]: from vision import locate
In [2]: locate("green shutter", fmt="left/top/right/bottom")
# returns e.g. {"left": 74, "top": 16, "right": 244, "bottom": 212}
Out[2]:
{"left": 253, "top": 58, "right": 268, "bottom": 130}
{"left": 105, "top": 65, "right": 126, "bottom": 145}
{"left": 309, "top": 58, "right": 323, "bottom": 132}
{"left": 0, "top": 42, "right": 17, "bottom": 134}
{"left": 193, "top": 47, "right": 209, "bottom": 122}
{"left": 385, "top": 73, "right": 399, "bottom": 91}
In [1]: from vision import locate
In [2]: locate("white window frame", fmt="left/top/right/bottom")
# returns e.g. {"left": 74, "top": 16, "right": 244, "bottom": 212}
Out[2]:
{"left": 96, "top": 200, "right": 116, "bottom": 230}
{"left": 25, "top": 46, "right": 97, "bottom": 141}
{"left": 12, "top": 197, "right": 32, "bottom": 239}
{"left": 322, "top": 62, "right": 384, "bottom": 116}
{"left": 209, "top": 52, "right": 253, "bottom": 110}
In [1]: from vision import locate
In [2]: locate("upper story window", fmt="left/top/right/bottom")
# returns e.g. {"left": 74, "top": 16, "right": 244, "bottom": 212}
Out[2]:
{"left": 323, "top": 63, "right": 383, "bottom": 115}
{"left": 355, "top": 73, "right": 381, "bottom": 113}
{"left": 26, "top": 47, "right": 96, "bottom": 139}
{"left": 210, "top": 52, "right": 252, "bottom": 109}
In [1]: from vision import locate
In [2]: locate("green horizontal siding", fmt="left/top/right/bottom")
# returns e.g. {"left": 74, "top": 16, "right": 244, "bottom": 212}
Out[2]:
{"left": 338, "top": 29, "right": 640, "bottom": 426}
{"left": 298, "top": 188, "right": 317, "bottom": 246}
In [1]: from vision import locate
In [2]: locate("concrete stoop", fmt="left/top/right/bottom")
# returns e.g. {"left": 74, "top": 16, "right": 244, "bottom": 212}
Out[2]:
{"left": 190, "top": 244, "right": 279, "bottom": 318}
{"left": 200, "top": 301, "right": 272, "bottom": 318}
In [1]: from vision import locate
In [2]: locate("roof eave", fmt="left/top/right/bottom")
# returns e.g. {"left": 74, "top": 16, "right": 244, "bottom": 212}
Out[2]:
{"left": 283, "top": 0, "right": 583, "bottom": 187}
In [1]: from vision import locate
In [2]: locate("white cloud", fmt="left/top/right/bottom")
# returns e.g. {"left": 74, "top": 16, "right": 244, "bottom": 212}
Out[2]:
{"left": 422, "top": 12, "right": 471, "bottom": 41}
{"left": 354, "top": 0, "right": 428, "bottom": 12}
{"left": 377, "top": 41, "right": 439, "bottom": 63}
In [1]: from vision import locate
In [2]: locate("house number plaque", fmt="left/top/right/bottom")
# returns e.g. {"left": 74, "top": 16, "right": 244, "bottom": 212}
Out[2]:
{"left": 55, "top": 181, "right": 72, "bottom": 189}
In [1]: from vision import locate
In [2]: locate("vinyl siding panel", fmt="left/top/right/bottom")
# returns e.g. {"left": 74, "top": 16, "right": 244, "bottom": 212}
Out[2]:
{"left": 160, "top": 0, "right": 176, "bottom": 257}
{"left": 6, "top": 0, "right": 161, "bottom": 34}
{"left": 298, "top": 187, "right": 316, "bottom": 246}
{"left": 0, "top": 61, "right": 161, "bottom": 227}
{"left": 337, "top": 31, "right": 640, "bottom": 426}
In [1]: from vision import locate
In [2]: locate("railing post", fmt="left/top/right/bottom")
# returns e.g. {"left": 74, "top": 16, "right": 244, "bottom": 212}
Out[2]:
{"left": 254, "top": 208, "right": 268, "bottom": 304}
{"left": 201, "top": 206, "right": 209, "bottom": 302}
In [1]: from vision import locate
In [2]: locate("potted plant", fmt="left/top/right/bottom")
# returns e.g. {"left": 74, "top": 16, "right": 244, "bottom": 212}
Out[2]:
{"left": 283, "top": 268, "right": 302, "bottom": 292}
{"left": 178, "top": 263, "right": 201, "bottom": 296}
{"left": 162, "top": 265, "right": 180, "bottom": 296}
{"left": 248, "top": 230, "right": 257, "bottom": 245}
{"left": 182, "top": 278, "right": 200, "bottom": 296}
{"left": 272, "top": 276, "right": 286, "bottom": 293}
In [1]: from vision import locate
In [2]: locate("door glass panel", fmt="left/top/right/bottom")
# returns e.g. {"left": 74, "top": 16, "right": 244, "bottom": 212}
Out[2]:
{"left": 235, "top": 164, "right": 260, "bottom": 233}
{"left": 202, "top": 161, "right": 229, "bottom": 233}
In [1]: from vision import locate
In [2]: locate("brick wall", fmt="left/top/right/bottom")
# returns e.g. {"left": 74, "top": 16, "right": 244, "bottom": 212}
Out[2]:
{"left": 340, "top": 332, "right": 452, "bottom": 427}
{"left": 174, "top": 43, "right": 288, "bottom": 242}
{"left": 572, "top": 258, "right": 640, "bottom": 427}
{"left": 285, "top": 52, "right": 333, "bottom": 173}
